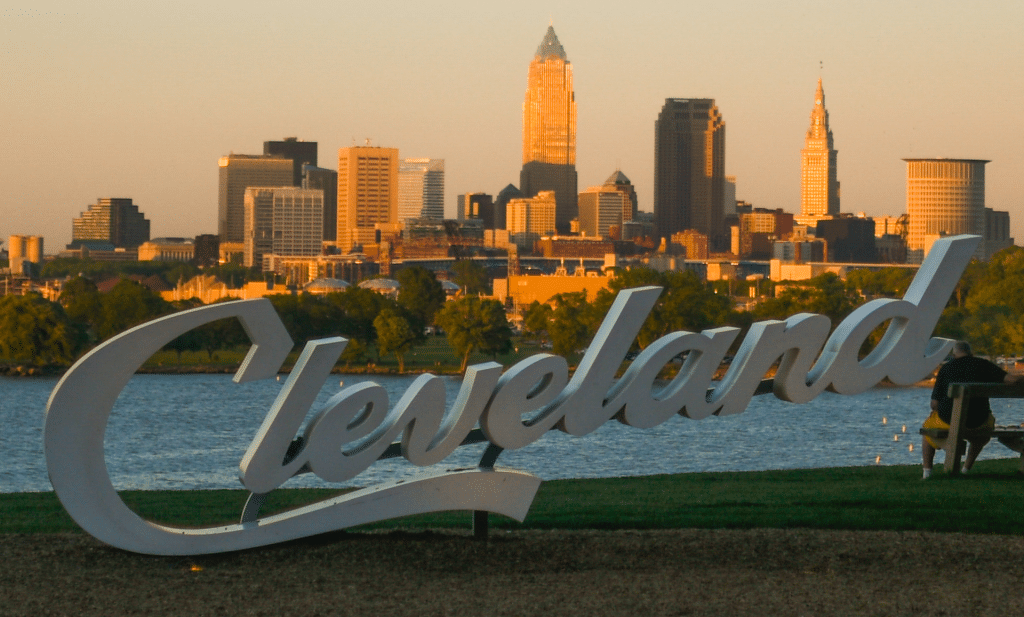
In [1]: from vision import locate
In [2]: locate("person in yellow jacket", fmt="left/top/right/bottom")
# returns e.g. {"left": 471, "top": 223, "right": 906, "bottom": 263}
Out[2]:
{"left": 923, "top": 341, "right": 1021, "bottom": 478}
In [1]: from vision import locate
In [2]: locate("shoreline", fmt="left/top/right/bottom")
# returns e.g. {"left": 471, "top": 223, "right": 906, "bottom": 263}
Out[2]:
{"left": 0, "top": 362, "right": 939, "bottom": 387}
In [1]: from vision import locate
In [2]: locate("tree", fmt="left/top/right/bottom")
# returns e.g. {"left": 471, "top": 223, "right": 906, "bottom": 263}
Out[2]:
{"left": 373, "top": 309, "right": 417, "bottom": 372}
{"left": 437, "top": 296, "right": 513, "bottom": 372}
{"left": 0, "top": 294, "right": 86, "bottom": 366}
{"left": 753, "top": 272, "right": 859, "bottom": 324}
{"left": 845, "top": 267, "right": 915, "bottom": 298}
{"left": 548, "top": 291, "right": 600, "bottom": 357}
{"left": 326, "top": 286, "right": 395, "bottom": 346}
{"left": 267, "top": 294, "right": 328, "bottom": 348}
{"left": 59, "top": 276, "right": 103, "bottom": 335}
{"left": 162, "top": 299, "right": 205, "bottom": 363}
{"left": 451, "top": 260, "right": 489, "bottom": 295}
{"left": 396, "top": 266, "right": 445, "bottom": 330}
{"left": 594, "top": 267, "right": 737, "bottom": 349}
{"left": 96, "top": 279, "right": 172, "bottom": 341}
{"left": 197, "top": 299, "right": 252, "bottom": 360}
{"left": 523, "top": 301, "right": 553, "bottom": 338}
{"left": 947, "top": 248, "right": 1024, "bottom": 356}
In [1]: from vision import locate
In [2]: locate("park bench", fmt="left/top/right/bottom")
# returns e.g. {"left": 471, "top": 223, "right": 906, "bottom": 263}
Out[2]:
{"left": 919, "top": 380, "right": 1024, "bottom": 475}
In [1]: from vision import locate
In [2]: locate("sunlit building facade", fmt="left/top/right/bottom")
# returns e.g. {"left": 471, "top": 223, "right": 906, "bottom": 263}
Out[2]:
{"left": 507, "top": 190, "right": 557, "bottom": 250}
{"left": 578, "top": 185, "right": 629, "bottom": 238}
{"left": 72, "top": 198, "right": 150, "bottom": 249}
{"left": 905, "top": 158, "right": 988, "bottom": 262}
{"left": 337, "top": 146, "right": 399, "bottom": 252}
{"left": 398, "top": 158, "right": 445, "bottom": 223}
{"left": 800, "top": 79, "right": 840, "bottom": 218}
{"left": 243, "top": 187, "right": 324, "bottom": 268}
{"left": 218, "top": 154, "right": 293, "bottom": 243}
{"left": 521, "top": 26, "right": 577, "bottom": 233}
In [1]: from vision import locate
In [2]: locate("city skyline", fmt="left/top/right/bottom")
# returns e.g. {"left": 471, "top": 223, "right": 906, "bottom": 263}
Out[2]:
{"left": 2, "top": 2, "right": 1022, "bottom": 250}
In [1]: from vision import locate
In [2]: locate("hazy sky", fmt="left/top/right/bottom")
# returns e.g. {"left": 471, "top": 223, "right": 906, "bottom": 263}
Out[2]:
{"left": 3, "top": 1, "right": 1022, "bottom": 251}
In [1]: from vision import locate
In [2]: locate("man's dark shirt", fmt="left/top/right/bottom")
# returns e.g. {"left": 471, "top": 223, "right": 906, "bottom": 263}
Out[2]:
{"left": 931, "top": 355, "right": 1007, "bottom": 427}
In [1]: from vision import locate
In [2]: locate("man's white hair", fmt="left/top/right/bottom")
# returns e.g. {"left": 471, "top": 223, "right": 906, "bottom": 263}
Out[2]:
{"left": 953, "top": 341, "right": 973, "bottom": 356}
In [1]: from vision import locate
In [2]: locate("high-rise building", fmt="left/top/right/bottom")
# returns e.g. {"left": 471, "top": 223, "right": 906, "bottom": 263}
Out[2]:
{"left": 71, "top": 198, "right": 151, "bottom": 249}
{"left": 731, "top": 208, "right": 794, "bottom": 259}
{"left": 800, "top": 79, "right": 840, "bottom": 218}
{"left": 303, "top": 164, "right": 338, "bottom": 242}
{"left": 520, "top": 26, "right": 577, "bottom": 233}
{"left": 398, "top": 158, "right": 445, "bottom": 223}
{"left": 495, "top": 184, "right": 524, "bottom": 230}
{"left": 507, "top": 190, "right": 557, "bottom": 250}
{"left": 218, "top": 155, "right": 293, "bottom": 243}
{"left": 670, "top": 230, "right": 709, "bottom": 260}
{"left": 984, "top": 208, "right": 1014, "bottom": 258}
{"left": 723, "top": 176, "right": 737, "bottom": 216}
{"left": 816, "top": 216, "right": 877, "bottom": 263}
{"left": 905, "top": 158, "right": 988, "bottom": 262}
{"left": 457, "top": 193, "right": 501, "bottom": 229}
{"left": 243, "top": 187, "right": 324, "bottom": 268}
{"left": 653, "top": 98, "right": 727, "bottom": 250}
{"left": 337, "top": 146, "right": 399, "bottom": 252}
{"left": 578, "top": 185, "right": 630, "bottom": 238}
{"left": 8, "top": 235, "right": 44, "bottom": 276}
{"left": 264, "top": 138, "right": 318, "bottom": 187}
{"left": 603, "top": 170, "right": 638, "bottom": 224}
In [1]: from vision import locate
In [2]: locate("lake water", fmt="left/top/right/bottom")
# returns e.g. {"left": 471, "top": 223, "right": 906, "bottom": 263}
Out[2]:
{"left": 2, "top": 372, "right": 1022, "bottom": 493}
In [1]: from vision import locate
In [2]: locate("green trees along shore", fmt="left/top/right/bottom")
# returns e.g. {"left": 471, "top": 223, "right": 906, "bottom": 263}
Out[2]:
{"left": 5, "top": 247, "right": 1024, "bottom": 372}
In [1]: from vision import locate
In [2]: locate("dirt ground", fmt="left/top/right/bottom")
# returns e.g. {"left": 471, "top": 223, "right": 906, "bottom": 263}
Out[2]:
{"left": 3, "top": 528, "right": 1024, "bottom": 616}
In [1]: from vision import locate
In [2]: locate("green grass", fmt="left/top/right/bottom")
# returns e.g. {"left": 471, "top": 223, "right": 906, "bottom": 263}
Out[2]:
{"left": 5, "top": 458, "right": 1023, "bottom": 536}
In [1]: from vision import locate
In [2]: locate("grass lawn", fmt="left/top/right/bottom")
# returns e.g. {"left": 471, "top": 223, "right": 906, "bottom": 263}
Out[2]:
{"left": 5, "top": 457, "right": 1023, "bottom": 536}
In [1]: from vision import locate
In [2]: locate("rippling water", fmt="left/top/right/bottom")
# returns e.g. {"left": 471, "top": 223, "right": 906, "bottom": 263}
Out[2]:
{"left": 2, "top": 372, "right": 1021, "bottom": 493}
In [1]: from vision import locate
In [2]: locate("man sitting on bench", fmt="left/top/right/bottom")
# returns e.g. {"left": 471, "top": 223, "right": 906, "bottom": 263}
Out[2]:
{"left": 922, "top": 341, "right": 1021, "bottom": 479}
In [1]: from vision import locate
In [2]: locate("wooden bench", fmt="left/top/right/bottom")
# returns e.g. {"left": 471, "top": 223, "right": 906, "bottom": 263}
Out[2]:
{"left": 919, "top": 381, "right": 1024, "bottom": 475}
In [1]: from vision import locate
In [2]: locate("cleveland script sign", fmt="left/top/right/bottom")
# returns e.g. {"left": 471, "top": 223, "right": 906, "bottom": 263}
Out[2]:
{"left": 44, "top": 235, "right": 979, "bottom": 555}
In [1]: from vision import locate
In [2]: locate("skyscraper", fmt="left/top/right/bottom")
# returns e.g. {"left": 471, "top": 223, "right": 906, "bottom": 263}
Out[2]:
{"left": 398, "top": 158, "right": 445, "bottom": 223}
{"left": 603, "top": 170, "right": 638, "bottom": 224}
{"left": 800, "top": 79, "right": 840, "bottom": 218}
{"left": 653, "top": 98, "right": 726, "bottom": 250}
{"left": 337, "top": 146, "right": 399, "bottom": 252}
{"left": 507, "top": 190, "right": 557, "bottom": 250}
{"left": 905, "top": 158, "right": 988, "bottom": 262}
{"left": 521, "top": 26, "right": 577, "bottom": 233}
{"left": 457, "top": 193, "right": 500, "bottom": 229}
{"left": 303, "top": 164, "right": 338, "bottom": 242}
{"left": 264, "top": 138, "right": 318, "bottom": 187}
{"left": 218, "top": 155, "right": 293, "bottom": 244}
{"left": 578, "top": 184, "right": 629, "bottom": 238}
{"left": 243, "top": 187, "right": 324, "bottom": 268}
{"left": 71, "top": 198, "right": 150, "bottom": 249}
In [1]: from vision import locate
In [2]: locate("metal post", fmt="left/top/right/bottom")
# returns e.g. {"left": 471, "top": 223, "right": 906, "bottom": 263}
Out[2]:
{"left": 473, "top": 510, "right": 489, "bottom": 540}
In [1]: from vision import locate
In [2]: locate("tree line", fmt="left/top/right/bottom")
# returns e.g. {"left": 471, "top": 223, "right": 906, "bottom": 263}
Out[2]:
{"left": 0, "top": 266, "right": 510, "bottom": 372}
{"left": 5, "top": 249, "right": 1024, "bottom": 370}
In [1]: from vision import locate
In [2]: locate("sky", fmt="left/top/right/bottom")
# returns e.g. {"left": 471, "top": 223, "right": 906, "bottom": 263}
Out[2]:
{"left": 2, "top": 0, "right": 1022, "bottom": 252}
